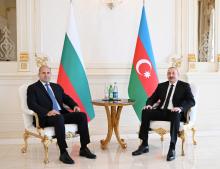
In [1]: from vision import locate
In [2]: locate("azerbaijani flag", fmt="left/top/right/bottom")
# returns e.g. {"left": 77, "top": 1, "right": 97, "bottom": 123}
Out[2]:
{"left": 128, "top": 6, "right": 158, "bottom": 121}
{"left": 57, "top": 3, "right": 95, "bottom": 121}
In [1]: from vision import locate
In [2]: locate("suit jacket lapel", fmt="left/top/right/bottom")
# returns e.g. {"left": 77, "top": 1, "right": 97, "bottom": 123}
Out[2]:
{"left": 36, "top": 80, "right": 51, "bottom": 100}
{"left": 162, "top": 81, "right": 169, "bottom": 100}
{"left": 172, "top": 80, "right": 179, "bottom": 103}
{"left": 158, "top": 82, "right": 169, "bottom": 108}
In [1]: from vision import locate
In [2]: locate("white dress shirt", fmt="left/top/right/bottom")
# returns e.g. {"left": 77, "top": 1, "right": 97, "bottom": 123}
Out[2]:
{"left": 161, "top": 81, "right": 178, "bottom": 110}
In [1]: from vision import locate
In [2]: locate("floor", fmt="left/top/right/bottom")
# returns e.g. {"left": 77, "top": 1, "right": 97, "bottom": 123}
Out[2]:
{"left": 0, "top": 132, "right": 219, "bottom": 169}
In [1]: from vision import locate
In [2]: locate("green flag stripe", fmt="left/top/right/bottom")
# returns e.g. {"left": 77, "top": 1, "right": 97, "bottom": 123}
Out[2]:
{"left": 61, "top": 35, "right": 94, "bottom": 119}
{"left": 128, "top": 66, "right": 149, "bottom": 120}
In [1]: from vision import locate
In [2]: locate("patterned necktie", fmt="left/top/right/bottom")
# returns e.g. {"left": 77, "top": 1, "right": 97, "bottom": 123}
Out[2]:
{"left": 45, "top": 83, "right": 60, "bottom": 111}
{"left": 163, "top": 84, "right": 174, "bottom": 109}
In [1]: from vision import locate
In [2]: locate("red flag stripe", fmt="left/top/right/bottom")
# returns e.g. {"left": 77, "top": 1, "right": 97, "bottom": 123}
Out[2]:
{"left": 57, "top": 65, "right": 91, "bottom": 121}
{"left": 133, "top": 36, "right": 158, "bottom": 96}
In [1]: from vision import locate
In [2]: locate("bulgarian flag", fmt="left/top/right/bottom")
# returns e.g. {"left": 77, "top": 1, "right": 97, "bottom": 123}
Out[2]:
{"left": 128, "top": 6, "right": 158, "bottom": 121}
{"left": 57, "top": 2, "right": 95, "bottom": 121}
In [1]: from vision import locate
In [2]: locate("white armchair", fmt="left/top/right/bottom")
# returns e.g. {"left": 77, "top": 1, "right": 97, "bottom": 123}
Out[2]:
{"left": 19, "top": 84, "right": 78, "bottom": 163}
{"left": 149, "top": 83, "right": 197, "bottom": 156}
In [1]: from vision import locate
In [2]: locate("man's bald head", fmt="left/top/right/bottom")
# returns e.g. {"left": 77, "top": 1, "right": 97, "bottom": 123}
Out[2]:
{"left": 38, "top": 65, "right": 51, "bottom": 83}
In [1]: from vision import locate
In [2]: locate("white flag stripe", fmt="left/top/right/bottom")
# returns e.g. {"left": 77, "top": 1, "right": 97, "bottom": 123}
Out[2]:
{"left": 66, "top": 3, "right": 85, "bottom": 68}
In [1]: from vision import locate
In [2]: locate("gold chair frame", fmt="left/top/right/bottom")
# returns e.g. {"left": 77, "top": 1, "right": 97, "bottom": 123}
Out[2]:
{"left": 21, "top": 112, "right": 78, "bottom": 163}
{"left": 19, "top": 84, "right": 78, "bottom": 164}
{"left": 151, "top": 111, "right": 197, "bottom": 156}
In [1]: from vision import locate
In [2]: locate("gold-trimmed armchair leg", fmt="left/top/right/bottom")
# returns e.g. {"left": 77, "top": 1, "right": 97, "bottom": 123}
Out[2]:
{"left": 153, "top": 128, "right": 167, "bottom": 142}
{"left": 160, "top": 135, "right": 164, "bottom": 142}
{"left": 42, "top": 136, "right": 51, "bottom": 164}
{"left": 191, "top": 127, "right": 197, "bottom": 145}
{"left": 21, "top": 129, "right": 29, "bottom": 153}
{"left": 179, "top": 131, "right": 185, "bottom": 156}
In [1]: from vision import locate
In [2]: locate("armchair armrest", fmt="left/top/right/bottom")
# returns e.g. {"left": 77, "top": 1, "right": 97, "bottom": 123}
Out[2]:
{"left": 24, "top": 109, "right": 34, "bottom": 115}
{"left": 188, "top": 106, "right": 196, "bottom": 123}
{"left": 22, "top": 109, "right": 41, "bottom": 130}
{"left": 33, "top": 112, "right": 41, "bottom": 129}
{"left": 184, "top": 105, "right": 196, "bottom": 130}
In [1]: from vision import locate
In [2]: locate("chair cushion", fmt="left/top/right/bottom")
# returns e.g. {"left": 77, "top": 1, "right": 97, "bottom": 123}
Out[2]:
{"left": 43, "top": 124, "right": 78, "bottom": 138}
{"left": 25, "top": 124, "right": 78, "bottom": 139}
{"left": 150, "top": 121, "right": 185, "bottom": 131}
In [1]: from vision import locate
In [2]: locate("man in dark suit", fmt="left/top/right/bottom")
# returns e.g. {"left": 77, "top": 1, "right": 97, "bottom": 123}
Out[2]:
{"left": 132, "top": 67, "right": 195, "bottom": 161}
{"left": 27, "top": 65, "right": 96, "bottom": 164}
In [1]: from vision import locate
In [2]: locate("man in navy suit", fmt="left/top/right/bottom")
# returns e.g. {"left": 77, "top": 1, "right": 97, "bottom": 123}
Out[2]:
{"left": 132, "top": 67, "right": 195, "bottom": 161}
{"left": 27, "top": 65, "right": 96, "bottom": 164}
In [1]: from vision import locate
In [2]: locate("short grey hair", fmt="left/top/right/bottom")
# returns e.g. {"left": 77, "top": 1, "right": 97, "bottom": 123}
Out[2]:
{"left": 38, "top": 65, "right": 51, "bottom": 74}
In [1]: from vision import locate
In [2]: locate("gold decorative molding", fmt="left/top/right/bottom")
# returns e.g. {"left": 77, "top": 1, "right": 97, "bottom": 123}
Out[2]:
{"left": 188, "top": 62, "right": 197, "bottom": 72}
{"left": 188, "top": 54, "right": 197, "bottom": 72}
{"left": 188, "top": 54, "right": 197, "bottom": 62}
{"left": 18, "top": 52, "right": 29, "bottom": 71}
{"left": 217, "top": 54, "right": 220, "bottom": 72}
{"left": 20, "top": 52, "right": 29, "bottom": 61}
{"left": 217, "top": 54, "right": 220, "bottom": 62}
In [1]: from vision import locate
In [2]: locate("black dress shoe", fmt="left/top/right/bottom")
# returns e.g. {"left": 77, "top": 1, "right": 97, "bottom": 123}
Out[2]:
{"left": 132, "top": 145, "right": 149, "bottom": 156}
{"left": 166, "top": 148, "right": 176, "bottom": 161}
{"left": 80, "top": 147, "right": 96, "bottom": 159}
{"left": 59, "top": 151, "right": 74, "bottom": 164}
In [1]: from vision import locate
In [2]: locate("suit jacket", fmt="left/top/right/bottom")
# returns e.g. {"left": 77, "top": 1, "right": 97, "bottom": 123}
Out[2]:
{"left": 27, "top": 80, "right": 78, "bottom": 127}
{"left": 146, "top": 80, "right": 195, "bottom": 119}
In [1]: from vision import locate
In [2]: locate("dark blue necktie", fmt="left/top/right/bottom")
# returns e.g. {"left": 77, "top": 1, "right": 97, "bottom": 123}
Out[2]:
{"left": 164, "top": 84, "right": 174, "bottom": 109}
{"left": 45, "top": 83, "right": 60, "bottom": 111}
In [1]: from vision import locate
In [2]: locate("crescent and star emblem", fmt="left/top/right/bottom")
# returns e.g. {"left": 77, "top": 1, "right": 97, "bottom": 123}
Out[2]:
{"left": 135, "top": 59, "right": 152, "bottom": 79}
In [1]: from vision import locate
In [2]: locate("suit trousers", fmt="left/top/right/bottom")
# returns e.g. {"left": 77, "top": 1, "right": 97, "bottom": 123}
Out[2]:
{"left": 44, "top": 111, "right": 90, "bottom": 150}
{"left": 139, "top": 109, "right": 183, "bottom": 148}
